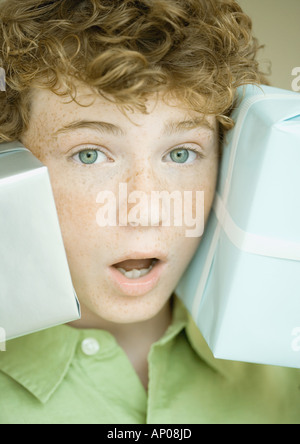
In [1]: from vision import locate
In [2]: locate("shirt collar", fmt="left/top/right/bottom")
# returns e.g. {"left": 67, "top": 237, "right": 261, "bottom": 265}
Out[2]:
{"left": 0, "top": 325, "right": 80, "bottom": 403}
{"left": 184, "top": 309, "right": 252, "bottom": 380}
{"left": 0, "top": 295, "right": 233, "bottom": 404}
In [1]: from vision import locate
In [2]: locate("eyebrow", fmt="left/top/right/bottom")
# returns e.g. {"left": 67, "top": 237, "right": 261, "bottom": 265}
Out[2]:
{"left": 54, "top": 120, "right": 125, "bottom": 137}
{"left": 163, "top": 117, "right": 214, "bottom": 136}
{"left": 54, "top": 117, "right": 214, "bottom": 137}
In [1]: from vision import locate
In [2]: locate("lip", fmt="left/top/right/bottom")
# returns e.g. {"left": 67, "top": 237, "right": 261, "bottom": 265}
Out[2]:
{"left": 108, "top": 251, "right": 168, "bottom": 268}
{"left": 107, "top": 257, "right": 168, "bottom": 297}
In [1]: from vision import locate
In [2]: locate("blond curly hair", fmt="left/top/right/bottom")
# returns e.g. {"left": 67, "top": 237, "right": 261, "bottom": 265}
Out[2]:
{"left": 0, "top": 0, "right": 268, "bottom": 143}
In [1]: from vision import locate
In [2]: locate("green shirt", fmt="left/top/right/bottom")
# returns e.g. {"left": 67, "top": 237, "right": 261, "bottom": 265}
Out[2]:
{"left": 0, "top": 296, "right": 299, "bottom": 424}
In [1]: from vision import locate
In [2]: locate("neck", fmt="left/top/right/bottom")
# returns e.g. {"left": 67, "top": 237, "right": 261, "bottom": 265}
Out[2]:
{"left": 69, "top": 298, "right": 174, "bottom": 390}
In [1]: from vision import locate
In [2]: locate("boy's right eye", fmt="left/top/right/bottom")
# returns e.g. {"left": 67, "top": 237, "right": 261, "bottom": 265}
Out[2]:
{"left": 72, "top": 148, "right": 108, "bottom": 165}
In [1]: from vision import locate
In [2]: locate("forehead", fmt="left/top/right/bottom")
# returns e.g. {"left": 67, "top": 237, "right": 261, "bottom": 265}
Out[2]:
{"left": 28, "top": 83, "right": 216, "bottom": 136}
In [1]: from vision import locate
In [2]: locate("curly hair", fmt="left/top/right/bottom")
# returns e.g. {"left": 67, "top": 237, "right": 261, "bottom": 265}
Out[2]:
{"left": 0, "top": 0, "right": 268, "bottom": 143}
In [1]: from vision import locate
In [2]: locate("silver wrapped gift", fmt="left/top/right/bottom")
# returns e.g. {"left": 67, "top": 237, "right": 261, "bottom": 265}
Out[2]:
{"left": 0, "top": 141, "right": 80, "bottom": 341}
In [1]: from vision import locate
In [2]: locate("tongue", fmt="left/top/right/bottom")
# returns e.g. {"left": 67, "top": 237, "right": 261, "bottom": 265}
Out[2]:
{"left": 114, "top": 259, "right": 154, "bottom": 271}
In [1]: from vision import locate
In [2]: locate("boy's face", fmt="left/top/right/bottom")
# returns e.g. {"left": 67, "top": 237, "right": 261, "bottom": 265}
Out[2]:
{"left": 21, "top": 83, "right": 219, "bottom": 324}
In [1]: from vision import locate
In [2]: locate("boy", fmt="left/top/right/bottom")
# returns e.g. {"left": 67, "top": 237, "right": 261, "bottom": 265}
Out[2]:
{"left": 0, "top": 0, "right": 299, "bottom": 424}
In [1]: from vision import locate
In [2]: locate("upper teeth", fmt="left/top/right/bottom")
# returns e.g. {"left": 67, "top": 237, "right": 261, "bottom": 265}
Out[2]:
{"left": 117, "top": 263, "right": 155, "bottom": 279}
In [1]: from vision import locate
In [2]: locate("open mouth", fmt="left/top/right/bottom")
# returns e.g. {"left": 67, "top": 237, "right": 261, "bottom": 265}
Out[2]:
{"left": 108, "top": 255, "right": 167, "bottom": 296}
{"left": 112, "top": 258, "right": 159, "bottom": 280}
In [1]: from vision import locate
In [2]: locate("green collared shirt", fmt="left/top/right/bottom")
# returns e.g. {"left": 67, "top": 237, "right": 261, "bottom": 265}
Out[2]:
{"left": 0, "top": 297, "right": 299, "bottom": 424}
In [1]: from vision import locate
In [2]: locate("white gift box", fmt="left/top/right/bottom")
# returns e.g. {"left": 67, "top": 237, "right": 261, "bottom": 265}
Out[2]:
{"left": 0, "top": 141, "right": 80, "bottom": 341}
{"left": 176, "top": 85, "right": 300, "bottom": 369}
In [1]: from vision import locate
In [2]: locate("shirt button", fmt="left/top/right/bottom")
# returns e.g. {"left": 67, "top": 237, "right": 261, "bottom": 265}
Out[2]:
{"left": 81, "top": 338, "right": 100, "bottom": 356}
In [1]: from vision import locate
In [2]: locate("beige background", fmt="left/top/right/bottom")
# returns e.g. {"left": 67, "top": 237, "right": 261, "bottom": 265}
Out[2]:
{"left": 238, "top": 0, "right": 300, "bottom": 90}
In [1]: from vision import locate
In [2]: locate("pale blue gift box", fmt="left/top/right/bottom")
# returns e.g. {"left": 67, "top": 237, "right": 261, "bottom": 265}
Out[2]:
{"left": 0, "top": 142, "right": 80, "bottom": 341}
{"left": 176, "top": 84, "right": 300, "bottom": 369}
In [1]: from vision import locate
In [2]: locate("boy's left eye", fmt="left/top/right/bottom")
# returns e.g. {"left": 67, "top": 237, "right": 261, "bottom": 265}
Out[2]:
{"left": 165, "top": 147, "right": 199, "bottom": 165}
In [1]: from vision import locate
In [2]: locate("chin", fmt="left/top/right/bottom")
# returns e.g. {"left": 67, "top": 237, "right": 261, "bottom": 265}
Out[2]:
{"left": 90, "top": 291, "right": 171, "bottom": 325}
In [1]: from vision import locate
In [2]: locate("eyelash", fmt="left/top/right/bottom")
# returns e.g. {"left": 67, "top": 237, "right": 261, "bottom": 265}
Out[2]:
{"left": 70, "top": 146, "right": 112, "bottom": 165}
{"left": 70, "top": 145, "right": 205, "bottom": 166}
{"left": 165, "top": 145, "right": 206, "bottom": 165}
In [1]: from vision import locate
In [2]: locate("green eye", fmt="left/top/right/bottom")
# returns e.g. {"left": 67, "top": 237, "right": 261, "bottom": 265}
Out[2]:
{"left": 72, "top": 148, "right": 108, "bottom": 165}
{"left": 78, "top": 150, "right": 99, "bottom": 165}
{"left": 170, "top": 148, "right": 190, "bottom": 164}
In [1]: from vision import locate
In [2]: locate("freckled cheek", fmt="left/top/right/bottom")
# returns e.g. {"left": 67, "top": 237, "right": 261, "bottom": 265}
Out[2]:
{"left": 172, "top": 179, "right": 218, "bottom": 272}
{"left": 185, "top": 171, "right": 218, "bottom": 223}
{"left": 202, "top": 180, "right": 218, "bottom": 222}
{"left": 51, "top": 180, "right": 102, "bottom": 250}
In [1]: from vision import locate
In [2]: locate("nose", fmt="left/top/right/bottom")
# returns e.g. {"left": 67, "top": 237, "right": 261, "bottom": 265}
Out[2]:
{"left": 119, "top": 164, "right": 169, "bottom": 228}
